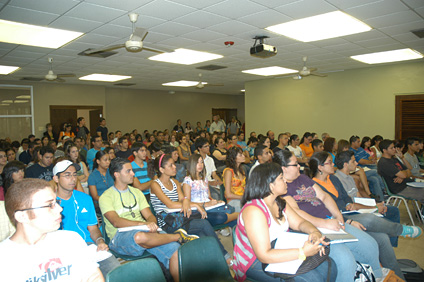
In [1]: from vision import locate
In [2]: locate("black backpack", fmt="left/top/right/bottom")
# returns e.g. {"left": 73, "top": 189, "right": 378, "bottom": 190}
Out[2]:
{"left": 398, "top": 259, "right": 424, "bottom": 282}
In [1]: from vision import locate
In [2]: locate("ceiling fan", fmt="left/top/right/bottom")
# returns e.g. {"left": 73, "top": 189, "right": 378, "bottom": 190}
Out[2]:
{"left": 82, "top": 13, "right": 166, "bottom": 56}
{"left": 21, "top": 58, "right": 75, "bottom": 82}
{"left": 293, "top": 56, "right": 327, "bottom": 79}
{"left": 194, "top": 73, "right": 224, "bottom": 89}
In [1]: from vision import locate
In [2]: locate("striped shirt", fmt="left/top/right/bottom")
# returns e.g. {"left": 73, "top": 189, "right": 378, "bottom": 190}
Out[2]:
{"left": 131, "top": 161, "right": 151, "bottom": 195}
{"left": 150, "top": 178, "right": 179, "bottom": 227}
{"left": 233, "top": 199, "right": 271, "bottom": 281}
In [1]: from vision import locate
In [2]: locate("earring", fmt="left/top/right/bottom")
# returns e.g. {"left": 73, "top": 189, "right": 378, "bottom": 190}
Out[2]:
{"left": 319, "top": 170, "right": 322, "bottom": 175}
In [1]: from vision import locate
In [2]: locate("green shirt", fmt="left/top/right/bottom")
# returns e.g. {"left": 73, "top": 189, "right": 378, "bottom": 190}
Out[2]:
{"left": 99, "top": 185, "right": 149, "bottom": 239}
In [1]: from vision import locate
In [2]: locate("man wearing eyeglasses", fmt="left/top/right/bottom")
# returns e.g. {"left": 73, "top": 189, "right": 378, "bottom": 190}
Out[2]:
{"left": 53, "top": 160, "right": 120, "bottom": 278}
{"left": 0, "top": 178, "right": 104, "bottom": 281}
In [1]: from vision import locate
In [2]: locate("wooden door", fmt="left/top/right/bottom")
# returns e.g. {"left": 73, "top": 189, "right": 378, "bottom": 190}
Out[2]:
{"left": 49, "top": 108, "right": 77, "bottom": 135}
{"left": 395, "top": 94, "right": 424, "bottom": 140}
{"left": 89, "top": 109, "right": 102, "bottom": 136}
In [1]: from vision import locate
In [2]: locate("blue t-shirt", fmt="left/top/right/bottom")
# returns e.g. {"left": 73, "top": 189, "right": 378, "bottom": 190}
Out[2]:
{"left": 131, "top": 161, "right": 151, "bottom": 195}
{"left": 58, "top": 190, "right": 97, "bottom": 243}
{"left": 349, "top": 147, "right": 370, "bottom": 167}
{"left": 88, "top": 168, "right": 114, "bottom": 198}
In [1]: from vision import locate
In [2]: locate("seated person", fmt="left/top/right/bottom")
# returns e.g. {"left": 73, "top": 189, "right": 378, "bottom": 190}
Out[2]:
{"left": 25, "top": 146, "right": 54, "bottom": 181}
{"left": 212, "top": 137, "right": 227, "bottom": 172}
{"left": 130, "top": 142, "right": 153, "bottom": 202}
{"left": 182, "top": 154, "right": 238, "bottom": 228}
{"left": 65, "top": 143, "right": 89, "bottom": 184}
{"left": 1, "top": 178, "right": 103, "bottom": 281}
{"left": 223, "top": 147, "right": 246, "bottom": 212}
{"left": 404, "top": 137, "right": 424, "bottom": 179}
{"left": 148, "top": 154, "right": 232, "bottom": 264}
{"left": 274, "top": 150, "right": 403, "bottom": 281}
{"left": 233, "top": 163, "right": 337, "bottom": 282}
{"left": 272, "top": 133, "right": 289, "bottom": 154}
{"left": 88, "top": 151, "right": 114, "bottom": 204}
{"left": 312, "top": 139, "right": 324, "bottom": 153}
{"left": 287, "top": 134, "right": 308, "bottom": 166}
{"left": 249, "top": 144, "right": 271, "bottom": 174}
{"left": 349, "top": 136, "right": 385, "bottom": 201}
{"left": 99, "top": 158, "right": 197, "bottom": 282}
{"left": 53, "top": 160, "right": 120, "bottom": 277}
{"left": 378, "top": 139, "right": 424, "bottom": 203}
{"left": 299, "top": 132, "right": 314, "bottom": 158}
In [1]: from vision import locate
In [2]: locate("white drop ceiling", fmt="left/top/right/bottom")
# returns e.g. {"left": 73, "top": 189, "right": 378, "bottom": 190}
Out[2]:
{"left": 0, "top": 0, "right": 423, "bottom": 95}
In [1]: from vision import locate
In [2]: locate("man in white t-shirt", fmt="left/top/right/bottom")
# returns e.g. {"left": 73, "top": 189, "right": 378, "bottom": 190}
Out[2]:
{"left": 0, "top": 178, "right": 103, "bottom": 281}
{"left": 195, "top": 137, "right": 223, "bottom": 200}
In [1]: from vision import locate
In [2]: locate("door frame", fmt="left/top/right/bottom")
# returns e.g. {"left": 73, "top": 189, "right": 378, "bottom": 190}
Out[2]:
{"left": 395, "top": 94, "right": 424, "bottom": 140}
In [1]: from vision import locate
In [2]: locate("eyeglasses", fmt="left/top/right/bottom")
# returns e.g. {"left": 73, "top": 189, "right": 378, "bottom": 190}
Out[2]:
{"left": 60, "top": 173, "right": 78, "bottom": 179}
{"left": 286, "top": 163, "right": 299, "bottom": 167}
{"left": 15, "top": 199, "right": 61, "bottom": 213}
{"left": 117, "top": 189, "right": 137, "bottom": 218}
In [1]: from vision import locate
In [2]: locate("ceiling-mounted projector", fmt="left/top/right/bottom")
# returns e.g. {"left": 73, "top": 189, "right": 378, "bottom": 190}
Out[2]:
{"left": 250, "top": 36, "right": 277, "bottom": 58}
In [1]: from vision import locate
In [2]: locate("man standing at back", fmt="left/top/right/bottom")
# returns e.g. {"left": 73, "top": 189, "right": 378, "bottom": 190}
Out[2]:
{"left": 210, "top": 115, "right": 225, "bottom": 133}
{"left": 0, "top": 178, "right": 103, "bottom": 281}
{"left": 74, "top": 117, "right": 90, "bottom": 144}
{"left": 96, "top": 118, "right": 108, "bottom": 142}
{"left": 87, "top": 136, "right": 104, "bottom": 171}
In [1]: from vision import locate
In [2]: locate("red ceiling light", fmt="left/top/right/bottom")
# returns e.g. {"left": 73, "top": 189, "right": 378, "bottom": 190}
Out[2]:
{"left": 224, "top": 41, "right": 234, "bottom": 47}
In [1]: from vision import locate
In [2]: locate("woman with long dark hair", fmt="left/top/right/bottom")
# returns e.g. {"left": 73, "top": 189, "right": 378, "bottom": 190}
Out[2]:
{"left": 88, "top": 150, "right": 114, "bottom": 202}
{"left": 299, "top": 132, "right": 314, "bottom": 158}
{"left": 223, "top": 147, "right": 246, "bottom": 212}
{"left": 233, "top": 162, "right": 336, "bottom": 282}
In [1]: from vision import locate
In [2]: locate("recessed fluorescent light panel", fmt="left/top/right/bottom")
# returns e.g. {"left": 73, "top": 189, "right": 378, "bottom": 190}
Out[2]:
{"left": 149, "top": 48, "right": 223, "bottom": 65}
{"left": 162, "top": 81, "right": 204, "bottom": 87}
{"left": 16, "top": 95, "right": 31, "bottom": 99}
{"left": 79, "top": 74, "right": 131, "bottom": 82}
{"left": 351, "top": 48, "right": 423, "bottom": 64}
{"left": 266, "top": 11, "right": 371, "bottom": 42}
{"left": 14, "top": 100, "right": 28, "bottom": 103}
{"left": 242, "top": 66, "right": 298, "bottom": 76}
{"left": 0, "top": 65, "right": 20, "bottom": 75}
{"left": 0, "top": 20, "right": 83, "bottom": 49}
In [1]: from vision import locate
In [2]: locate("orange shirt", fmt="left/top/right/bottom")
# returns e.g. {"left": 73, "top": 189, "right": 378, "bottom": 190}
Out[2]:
{"left": 313, "top": 175, "right": 338, "bottom": 198}
{"left": 299, "top": 143, "right": 314, "bottom": 158}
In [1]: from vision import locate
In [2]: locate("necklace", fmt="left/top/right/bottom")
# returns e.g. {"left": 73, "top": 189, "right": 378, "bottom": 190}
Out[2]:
{"left": 115, "top": 187, "right": 137, "bottom": 218}
{"left": 99, "top": 169, "right": 107, "bottom": 184}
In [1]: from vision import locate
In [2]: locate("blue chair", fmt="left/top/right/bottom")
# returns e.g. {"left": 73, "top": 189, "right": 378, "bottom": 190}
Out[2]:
{"left": 381, "top": 176, "right": 423, "bottom": 225}
{"left": 178, "top": 237, "right": 234, "bottom": 282}
{"left": 106, "top": 258, "right": 166, "bottom": 282}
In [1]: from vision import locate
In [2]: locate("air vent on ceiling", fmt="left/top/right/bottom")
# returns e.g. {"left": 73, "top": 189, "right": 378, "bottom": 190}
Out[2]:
{"left": 78, "top": 49, "right": 118, "bottom": 58}
{"left": 20, "top": 77, "right": 44, "bottom": 81}
{"left": 196, "top": 64, "right": 227, "bottom": 71}
{"left": 114, "top": 83, "right": 136, "bottom": 86}
{"left": 411, "top": 28, "right": 424, "bottom": 38}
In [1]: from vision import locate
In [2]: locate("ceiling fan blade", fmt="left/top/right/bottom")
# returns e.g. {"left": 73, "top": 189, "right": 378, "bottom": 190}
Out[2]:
{"left": 142, "top": 46, "right": 172, "bottom": 53}
{"left": 84, "top": 44, "right": 125, "bottom": 55}
{"left": 310, "top": 72, "right": 327, "bottom": 77}
{"left": 131, "top": 27, "right": 148, "bottom": 41}
{"left": 56, "top": 78, "right": 66, "bottom": 83}
{"left": 204, "top": 83, "right": 224, "bottom": 87}
{"left": 309, "top": 67, "right": 317, "bottom": 72}
{"left": 57, "top": 73, "right": 75, "bottom": 78}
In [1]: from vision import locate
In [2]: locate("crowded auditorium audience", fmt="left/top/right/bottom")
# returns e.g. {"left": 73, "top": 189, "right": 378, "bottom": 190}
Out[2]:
{"left": 1, "top": 117, "right": 423, "bottom": 281}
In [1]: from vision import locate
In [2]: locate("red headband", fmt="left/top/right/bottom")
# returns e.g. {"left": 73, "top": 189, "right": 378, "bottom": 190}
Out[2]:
{"left": 158, "top": 154, "right": 165, "bottom": 168}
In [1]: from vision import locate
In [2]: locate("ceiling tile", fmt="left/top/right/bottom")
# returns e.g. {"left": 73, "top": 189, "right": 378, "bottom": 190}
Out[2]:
{"left": 133, "top": 0, "right": 197, "bottom": 21}
{"left": 84, "top": 0, "right": 153, "bottom": 10}
{"left": 238, "top": 9, "right": 292, "bottom": 28}
{"left": 274, "top": 0, "right": 337, "bottom": 19}
{"left": 0, "top": 6, "right": 59, "bottom": 25}
{"left": 249, "top": 0, "right": 300, "bottom": 9}
{"left": 64, "top": 2, "right": 126, "bottom": 22}
{"left": 170, "top": 0, "right": 227, "bottom": 9}
{"left": 324, "top": 0, "right": 383, "bottom": 10}
{"left": 77, "top": 33, "right": 123, "bottom": 46}
{"left": 209, "top": 20, "right": 258, "bottom": 36}
{"left": 182, "top": 30, "right": 228, "bottom": 42}
{"left": 379, "top": 20, "right": 424, "bottom": 36}
{"left": 5, "top": 50, "right": 46, "bottom": 60}
{"left": 365, "top": 11, "right": 422, "bottom": 29}
{"left": 356, "top": 37, "right": 400, "bottom": 48}
{"left": 8, "top": 0, "right": 80, "bottom": 14}
{"left": 204, "top": 0, "right": 268, "bottom": 19}
{"left": 149, "top": 21, "right": 199, "bottom": 36}
{"left": 400, "top": 0, "right": 424, "bottom": 9}
{"left": 155, "top": 37, "right": 201, "bottom": 48}
{"left": 90, "top": 24, "right": 132, "bottom": 38}
{"left": 173, "top": 11, "right": 230, "bottom": 29}
{"left": 344, "top": 29, "right": 386, "bottom": 42}
{"left": 49, "top": 16, "right": 103, "bottom": 33}
{"left": 415, "top": 6, "right": 424, "bottom": 17}
{"left": 346, "top": 0, "right": 409, "bottom": 20}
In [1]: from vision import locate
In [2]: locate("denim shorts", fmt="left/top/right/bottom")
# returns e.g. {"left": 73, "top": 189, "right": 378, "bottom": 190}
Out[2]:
{"left": 110, "top": 230, "right": 179, "bottom": 269}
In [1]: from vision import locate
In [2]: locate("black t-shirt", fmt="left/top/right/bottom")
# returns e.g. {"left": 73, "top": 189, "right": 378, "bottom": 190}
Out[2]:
{"left": 115, "top": 150, "right": 132, "bottom": 160}
{"left": 25, "top": 163, "right": 54, "bottom": 181}
{"left": 377, "top": 157, "right": 413, "bottom": 194}
{"left": 96, "top": 126, "right": 108, "bottom": 141}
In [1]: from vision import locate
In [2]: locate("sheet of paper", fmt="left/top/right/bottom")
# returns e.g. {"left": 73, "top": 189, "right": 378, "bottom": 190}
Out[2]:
{"left": 317, "top": 227, "right": 347, "bottom": 235}
{"left": 353, "top": 197, "right": 376, "bottom": 206}
{"left": 117, "top": 225, "right": 162, "bottom": 233}
{"left": 87, "top": 244, "right": 113, "bottom": 262}
{"left": 264, "top": 232, "right": 308, "bottom": 274}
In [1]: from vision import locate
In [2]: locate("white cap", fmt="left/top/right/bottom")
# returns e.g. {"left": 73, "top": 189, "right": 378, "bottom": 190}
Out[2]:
{"left": 53, "top": 160, "right": 81, "bottom": 176}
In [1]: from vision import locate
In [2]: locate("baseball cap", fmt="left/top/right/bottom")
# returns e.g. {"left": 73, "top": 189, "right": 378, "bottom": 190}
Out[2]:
{"left": 53, "top": 160, "right": 81, "bottom": 176}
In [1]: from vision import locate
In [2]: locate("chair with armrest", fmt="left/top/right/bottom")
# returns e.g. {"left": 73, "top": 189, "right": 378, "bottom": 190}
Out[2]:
{"left": 178, "top": 236, "right": 234, "bottom": 282}
{"left": 106, "top": 258, "right": 166, "bottom": 282}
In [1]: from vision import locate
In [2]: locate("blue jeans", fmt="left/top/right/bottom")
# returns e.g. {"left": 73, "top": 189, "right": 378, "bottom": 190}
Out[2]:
{"left": 364, "top": 169, "right": 385, "bottom": 201}
{"left": 109, "top": 229, "right": 179, "bottom": 269}
{"left": 87, "top": 242, "right": 121, "bottom": 278}
{"left": 206, "top": 205, "right": 236, "bottom": 227}
{"left": 246, "top": 257, "right": 337, "bottom": 282}
{"left": 383, "top": 205, "right": 400, "bottom": 247}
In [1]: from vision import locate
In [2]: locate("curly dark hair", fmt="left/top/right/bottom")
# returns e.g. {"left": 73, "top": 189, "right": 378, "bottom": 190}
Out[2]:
{"left": 226, "top": 146, "right": 245, "bottom": 176}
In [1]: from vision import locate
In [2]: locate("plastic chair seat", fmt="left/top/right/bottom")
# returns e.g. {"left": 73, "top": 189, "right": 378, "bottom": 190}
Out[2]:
{"left": 106, "top": 258, "right": 166, "bottom": 282}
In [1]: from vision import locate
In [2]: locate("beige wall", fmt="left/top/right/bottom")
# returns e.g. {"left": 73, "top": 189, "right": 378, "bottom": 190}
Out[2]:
{"left": 105, "top": 88, "right": 245, "bottom": 134}
{"left": 0, "top": 80, "right": 244, "bottom": 139}
{"left": 245, "top": 61, "right": 424, "bottom": 140}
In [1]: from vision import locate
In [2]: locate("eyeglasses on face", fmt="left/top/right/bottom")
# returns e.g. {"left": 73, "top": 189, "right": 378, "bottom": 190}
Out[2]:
{"left": 286, "top": 163, "right": 299, "bottom": 167}
{"left": 60, "top": 172, "right": 78, "bottom": 179}
{"left": 15, "top": 199, "right": 61, "bottom": 213}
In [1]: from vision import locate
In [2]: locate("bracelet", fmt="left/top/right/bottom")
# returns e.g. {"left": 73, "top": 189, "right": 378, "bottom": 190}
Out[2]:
{"left": 96, "top": 237, "right": 105, "bottom": 245}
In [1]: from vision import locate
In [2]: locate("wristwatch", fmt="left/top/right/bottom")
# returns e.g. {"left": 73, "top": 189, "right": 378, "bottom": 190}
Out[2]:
{"left": 298, "top": 247, "right": 306, "bottom": 261}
